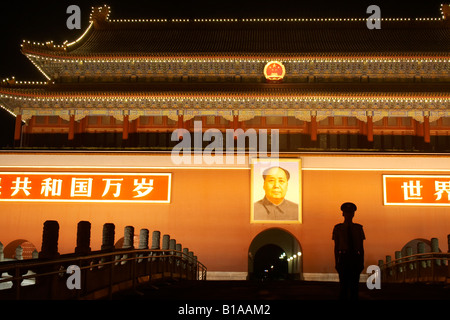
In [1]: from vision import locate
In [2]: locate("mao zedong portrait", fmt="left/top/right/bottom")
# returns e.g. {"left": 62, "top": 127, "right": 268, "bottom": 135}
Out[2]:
{"left": 253, "top": 166, "right": 299, "bottom": 221}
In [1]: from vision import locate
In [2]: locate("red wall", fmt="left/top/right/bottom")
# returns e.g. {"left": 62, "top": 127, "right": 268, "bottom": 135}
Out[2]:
{"left": 1, "top": 153, "right": 449, "bottom": 277}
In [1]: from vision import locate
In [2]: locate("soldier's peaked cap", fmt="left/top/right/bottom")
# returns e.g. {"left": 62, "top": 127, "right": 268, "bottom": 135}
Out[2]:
{"left": 340, "top": 202, "right": 357, "bottom": 212}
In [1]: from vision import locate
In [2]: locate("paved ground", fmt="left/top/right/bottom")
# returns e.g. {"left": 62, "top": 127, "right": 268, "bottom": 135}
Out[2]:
{"left": 110, "top": 280, "right": 449, "bottom": 318}
{"left": 113, "top": 279, "right": 450, "bottom": 301}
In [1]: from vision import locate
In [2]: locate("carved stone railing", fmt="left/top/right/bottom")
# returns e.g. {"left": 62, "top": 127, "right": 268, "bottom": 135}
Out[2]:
{"left": 0, "top": 220, "right": 206, "bottom": 300}
{"left": 378, "top": 236, "right": 450, "bottom": 284}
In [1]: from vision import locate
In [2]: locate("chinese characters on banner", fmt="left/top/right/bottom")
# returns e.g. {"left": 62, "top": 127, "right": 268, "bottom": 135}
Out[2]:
{"left": 383, "top": 175, "right": 450, "bottom": 206}
{"left": 0, "top": 172, "right": 171, "bottom": 203}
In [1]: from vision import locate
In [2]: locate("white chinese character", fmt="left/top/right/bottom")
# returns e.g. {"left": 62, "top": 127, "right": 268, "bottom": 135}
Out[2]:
{"left": 11, "top": 177, "right": 32, "bottom": 196}
{"left": 70, "top": 178, "right": 93, "bottom": 197}
{"left": 401, "top": 180, "right": 423, "bottom": 200}
{"left": 133, "top": 178, "right": 153, "bottom": 198}
{"left": 434, "top": 181, "right": 450, "bottom": 201}
{"left": 0, "top": 178, "right": 2, "bottom": 195}
{"left": 102, "top": 178, "right": 123, "bottom": 197}
{"left": 41, "top": 178, "right": 63, "bottom": 197}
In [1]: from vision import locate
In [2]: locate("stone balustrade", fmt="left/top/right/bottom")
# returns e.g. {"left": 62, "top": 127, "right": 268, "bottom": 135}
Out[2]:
{"left": 378, "top": 235, "right": 450, "bottom": 284}
{"left": 0, "top": 220, "right": 206, "bottom": 299}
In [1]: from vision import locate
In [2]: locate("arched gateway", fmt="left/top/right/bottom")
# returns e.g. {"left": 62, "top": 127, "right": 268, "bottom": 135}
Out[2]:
{"left": 248, "top": 228, "right": 303, "bottom": 280}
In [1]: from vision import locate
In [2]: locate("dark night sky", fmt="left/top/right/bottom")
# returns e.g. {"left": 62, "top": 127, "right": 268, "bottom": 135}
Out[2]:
{"left": 0, "top": 0, "right": 445, "bottom": 80}
{"left": 0, "top": 0, "right": 445, "bottom": 146}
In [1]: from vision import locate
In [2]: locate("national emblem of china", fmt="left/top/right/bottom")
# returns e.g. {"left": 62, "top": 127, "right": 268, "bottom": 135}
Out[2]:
{"left": 263, "top": 61, "right": 286, "bottom": 81}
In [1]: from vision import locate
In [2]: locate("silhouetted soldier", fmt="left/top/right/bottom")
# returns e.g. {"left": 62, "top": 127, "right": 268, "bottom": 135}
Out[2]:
{"left": 332, "top": 202, "right": 365, "bottom": 300}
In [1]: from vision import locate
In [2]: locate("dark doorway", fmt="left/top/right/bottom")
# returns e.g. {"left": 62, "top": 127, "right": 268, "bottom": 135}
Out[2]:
{"left": 253, "top": 244, "right": 288, "bottom": 280}
{"left": 248, "top": 228, "right": 302, "bottom": 280}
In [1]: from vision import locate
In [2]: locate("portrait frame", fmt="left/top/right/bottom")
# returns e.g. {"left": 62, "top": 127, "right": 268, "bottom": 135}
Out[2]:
{"left": 250, "top": 158, "right": 302, "bottom": 224}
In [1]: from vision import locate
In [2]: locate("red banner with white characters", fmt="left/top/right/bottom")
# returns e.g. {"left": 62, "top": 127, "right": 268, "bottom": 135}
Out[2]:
{"left": 0, "top": 172, "right": 171, "bottom": 203}
{"left": 383, "top": 175, "right": 450, "bottom": 206}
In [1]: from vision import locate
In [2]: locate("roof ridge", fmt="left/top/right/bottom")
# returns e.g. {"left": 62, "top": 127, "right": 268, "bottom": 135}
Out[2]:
{"left": 17, "top": 4, "right": 450, "bottom": 62}
{"left": 89, "top": 4, "right": 449, "bottom": 23}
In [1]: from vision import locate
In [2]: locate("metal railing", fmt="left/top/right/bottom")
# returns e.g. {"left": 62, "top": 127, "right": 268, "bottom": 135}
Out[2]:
{"left": 380, "top": 252, "right": 449, "bottom": 284}
{"left": 0, "top": 248, "right": 207, "bottom": 300}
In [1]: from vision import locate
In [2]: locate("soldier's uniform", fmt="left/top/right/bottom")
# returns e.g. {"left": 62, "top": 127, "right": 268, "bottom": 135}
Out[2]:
{"left": 332, "top": 202, "right": 365, "bottom": 300}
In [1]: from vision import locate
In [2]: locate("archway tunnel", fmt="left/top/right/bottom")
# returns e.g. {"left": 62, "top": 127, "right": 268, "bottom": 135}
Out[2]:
{"left": 248, "top": 228, "right": 303, "bottom": 280}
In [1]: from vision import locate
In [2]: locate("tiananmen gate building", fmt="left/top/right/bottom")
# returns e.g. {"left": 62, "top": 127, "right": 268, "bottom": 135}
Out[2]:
{"left": 0, "top": 4, "right": 449, "bottom": 281}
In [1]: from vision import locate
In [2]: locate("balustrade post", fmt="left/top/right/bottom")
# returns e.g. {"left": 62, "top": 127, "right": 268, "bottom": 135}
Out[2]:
{"left": 431, "top": 238, "right": 441, "bottom": 266}
{"left": 161, "top": 235, "right": 170, "bottom": 274}
{"left": 169, "top": 239, "right": 176, "bottom": 275}
{"left": 138, "top": 229, "right": 149, "bottom": 249}
{"left": 183, "top": 248, "right": 189, "bottom": 278}
{"left": 0, "top": 242, "right": 3, "bottom": 261}
{"left": 417, "top": 241, "right": 426, "bottom": 269}
{"left": 169, "top": 239, "right": 176, "bottom": 254}
{"left": 188, "top": 251, "right": 194, "bottom": 278}
{"left": 37, "top": 220, "right": 60, "bottom": 298}
{"left": 386, "top": 255, "right": 392, "bottom": 279}
{"left": 431, "top": 238, "right": 440, "bottom": 282}
{"left": 101, "top": 223, "right": 115, "bottom": 251}
{"left": 122, "top": 226, "right": 137, "bottom": 290}
{"left": 395, "top": 251, "right": 402, "bottom": 281}
{"left": 176, "top": 243, "right": 182, "bottom": 270}
{"left": 162, "top": 234, "right": 170, "bottom": 251}
{"left": 431, "top": 237, "right": 439, "bottom": 252}
{"left": 100, "top": 223, "right": 115, "bottom": 276}
{"left": 39, "top": 220, "right": 60, "bottom": 259}
{"left": 447, "top": 234, "right": 450, "bottom": 253}
{"left": 151, "top": 231, "right": 160, "bottom": 249}
{"left": 100, "top": 223, "right": 117, "bottom": 299}
{"left": 15, "top": 245, "right": 23, "bottom": 260}
{"left": 121, "top": 226, "right": 134, "bottom": 267}
{"left": 193, "top": 255, "right": 198, "bottom": 280}
{"left": 151, "top": 231, "right": 161, "bottom": 271}
{"left": 378, "top": 260, "right": 384, "bottom": 282}
{"left": 75, "top": 221, "right": 91, "bottom": 255}
{"left": 123, "top": 226, "right": 135, "bottom": 249}
{"left": 137, "top": 229, "right": 149, "bottom": 265}
{"left": 405, "top": 246, "right": 414, "bottom": 271}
